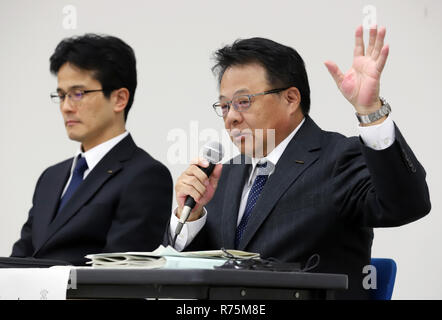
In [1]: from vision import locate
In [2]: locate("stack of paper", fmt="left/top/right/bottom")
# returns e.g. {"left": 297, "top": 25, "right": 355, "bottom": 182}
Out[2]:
{"left": 85, "top": 245, "right": 259, "bottom": 269}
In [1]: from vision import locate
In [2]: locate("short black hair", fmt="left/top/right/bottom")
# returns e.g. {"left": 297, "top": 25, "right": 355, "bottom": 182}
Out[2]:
{"left": 212, "top": 37, "right": 311, "bottom": 115}
{"left": 50, "top": 34, "right": 137, "bottom": 121}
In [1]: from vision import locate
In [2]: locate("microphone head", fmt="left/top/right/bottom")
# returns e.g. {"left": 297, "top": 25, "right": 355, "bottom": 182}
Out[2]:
{"left": 202, "top": 141, "right": 224, "bottom": 164}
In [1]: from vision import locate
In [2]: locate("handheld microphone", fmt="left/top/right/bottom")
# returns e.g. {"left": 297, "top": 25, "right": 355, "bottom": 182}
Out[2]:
{"left": 174, "top": 141, "right": 224, "bottom": 239}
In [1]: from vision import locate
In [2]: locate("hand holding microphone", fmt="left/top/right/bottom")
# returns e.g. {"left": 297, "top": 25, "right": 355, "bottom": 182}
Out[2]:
{"left": 174, "top": 141, "right": 224, "bottom": 240}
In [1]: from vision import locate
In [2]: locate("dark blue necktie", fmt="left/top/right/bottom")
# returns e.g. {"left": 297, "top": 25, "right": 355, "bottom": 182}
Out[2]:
{"left": 58, "top": 155, "right": 88, "bottom": 213}
{"left": 235, "top": 162, "right": 269, "bottom": 249}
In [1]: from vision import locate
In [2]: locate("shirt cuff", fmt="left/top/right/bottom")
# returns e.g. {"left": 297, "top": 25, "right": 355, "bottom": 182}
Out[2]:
{"left": 358, "top": 115, "right": 395, "bottom": 150}
{"left": 169, "top": 206, "right": 207, "bottom": 251}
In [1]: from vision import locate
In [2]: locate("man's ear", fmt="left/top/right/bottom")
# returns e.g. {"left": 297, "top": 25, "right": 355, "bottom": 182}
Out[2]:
{"left": 285, "top": 87, "right": 301, "bottom": 115}
{"left": 112, "top": 88, "right": 130, "bottom": 114}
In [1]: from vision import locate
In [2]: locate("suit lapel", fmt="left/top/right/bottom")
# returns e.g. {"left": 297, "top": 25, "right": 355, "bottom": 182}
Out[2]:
{"left": 237, "top": 116, "right": 323, "bottom": 250}
{"left": 33, "top": 161, "right": 72, "bottom": 250}
{"left": 221, "top": 155, "right": 251, "bottom": 249}
{"left": 33, "top": 135, "right": 136, "bottom": 255}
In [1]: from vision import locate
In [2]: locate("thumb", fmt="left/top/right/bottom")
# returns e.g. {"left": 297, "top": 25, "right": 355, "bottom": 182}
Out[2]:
{"left": 209, "top": 164, "right": 223, "bottom": 187}
{"left": 324, "top": 60, "right": 344, "bottom": 89}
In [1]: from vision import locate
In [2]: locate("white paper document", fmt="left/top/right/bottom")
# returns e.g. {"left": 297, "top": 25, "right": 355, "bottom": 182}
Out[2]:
{"left": 0, "top": 266, "right": 73, "bottom": 300}
{"left": 85, "top": 245, "right": 260, "bottom": 268}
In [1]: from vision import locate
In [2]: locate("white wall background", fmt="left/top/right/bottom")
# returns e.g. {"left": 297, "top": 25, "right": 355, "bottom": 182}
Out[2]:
{"left": 0, "top": 0, "right": 440, "bottom": 299}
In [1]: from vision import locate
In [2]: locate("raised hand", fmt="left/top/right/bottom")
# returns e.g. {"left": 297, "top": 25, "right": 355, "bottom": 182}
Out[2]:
{"left": 324, "top": 25, "right": 389, "bottom": 116}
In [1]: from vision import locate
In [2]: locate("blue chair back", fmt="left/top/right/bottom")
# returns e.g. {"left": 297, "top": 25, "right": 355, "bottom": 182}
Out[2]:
{"left": 370, "top": 258, "right": 397, "bottom": 300}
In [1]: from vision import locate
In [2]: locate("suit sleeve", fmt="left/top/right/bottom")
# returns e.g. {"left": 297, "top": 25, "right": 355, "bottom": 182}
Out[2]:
{"left": 333, "top": 123, "right": 431, "bottom": 227}
{"left": 102, "top": 162, "right": 173, "bottom": 252}
{"left": 10, "top": 169, "right": 48, "bottom": 257}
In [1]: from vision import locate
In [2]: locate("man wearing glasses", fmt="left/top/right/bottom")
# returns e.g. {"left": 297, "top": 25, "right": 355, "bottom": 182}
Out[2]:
{"left": 11, "top": 34, "right": 173, "bottom": 265}
{"left": 168, "top": 26, "right": 430, "bottom": 299}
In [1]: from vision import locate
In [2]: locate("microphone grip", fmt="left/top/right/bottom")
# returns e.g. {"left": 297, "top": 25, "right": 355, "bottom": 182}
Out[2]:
{"left": 183, "top": 162, "right": 216, "bottom": 208}
{"left": 199, "top": 162, "right": 216, "bottom": 177}
{"left": 184, "top": 196, "right": 196, "bottom": 208}
{"left": 174, "top": 162, "right": 217, "bottom": 244}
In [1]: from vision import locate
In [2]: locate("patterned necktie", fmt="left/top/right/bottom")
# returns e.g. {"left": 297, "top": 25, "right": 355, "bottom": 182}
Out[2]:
{"left": 57, "top": 155, "right": 88, "bottom": 213}
{"left": 235, "top": 162, "right": 269, "bottom": 249}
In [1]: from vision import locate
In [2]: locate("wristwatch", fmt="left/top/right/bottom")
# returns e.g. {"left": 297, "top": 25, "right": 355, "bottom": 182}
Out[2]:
{"left": 356, "top": 97, "right": 391, "bottom": 124}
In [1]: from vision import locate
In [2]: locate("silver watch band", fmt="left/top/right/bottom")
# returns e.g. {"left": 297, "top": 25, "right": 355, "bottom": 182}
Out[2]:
{"left": 356, "top": 97, "right": 391, "bottom": 124}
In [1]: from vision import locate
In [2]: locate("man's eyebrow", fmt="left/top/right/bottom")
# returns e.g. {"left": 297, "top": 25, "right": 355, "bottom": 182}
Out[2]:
{"left": 219, "top": 88, "right": 250, "bottom": 100}
{"left": 56, "top": 85, "right": 87, "bottom": 92}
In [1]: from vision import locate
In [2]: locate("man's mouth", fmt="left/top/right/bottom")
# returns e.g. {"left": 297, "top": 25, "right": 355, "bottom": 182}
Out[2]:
{"left": 65, "top": 120, "right": 80, "bottom": 126}
{"left": 230, "top": 129, "right": 252, "bottom": 142}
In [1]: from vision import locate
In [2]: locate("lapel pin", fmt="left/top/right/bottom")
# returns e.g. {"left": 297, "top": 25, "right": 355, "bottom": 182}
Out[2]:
{"left": 295, "top": 160, "right": 304, "bottom": 164}
{"left": 107, "top": 170, "right": 113, "bottom": 174}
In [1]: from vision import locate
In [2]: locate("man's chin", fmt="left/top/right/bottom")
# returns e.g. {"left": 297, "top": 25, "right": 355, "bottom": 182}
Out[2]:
{"left": 65, "top": 130, "right": 83, "bottom": 143}
{"left": 235, "top": 141, "right": 264, "bottom": 158}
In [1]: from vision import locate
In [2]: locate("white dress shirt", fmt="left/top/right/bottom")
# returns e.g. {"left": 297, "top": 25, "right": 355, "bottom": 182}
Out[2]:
{"left": 61, "top": 131, "right": 129, "bottom": 197}
{"left": 170, "top": 116, "right": 396, "bottom": 251}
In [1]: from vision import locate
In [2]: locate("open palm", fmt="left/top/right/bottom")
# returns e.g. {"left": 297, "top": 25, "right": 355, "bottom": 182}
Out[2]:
{"left": 325, "top": 25, "right": 389, "bottom": 114}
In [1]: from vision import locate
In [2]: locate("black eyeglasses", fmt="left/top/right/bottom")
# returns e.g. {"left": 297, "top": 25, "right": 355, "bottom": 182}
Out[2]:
{"left": 215, "top": 248, "right": 320, "bottom": 273}
{"left": 212, "top": 87, "right": 290, "bottom": 118}
{"left": 50, "top": 89, "right": 104, "bottom": 104}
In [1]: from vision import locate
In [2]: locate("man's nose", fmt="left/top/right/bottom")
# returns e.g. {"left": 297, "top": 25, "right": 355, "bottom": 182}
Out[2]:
{"left": 224, "top": 104, "right": 243, "bottom": 126}
{"left": 60, "top": 96, "right": 75, "bottom": 112}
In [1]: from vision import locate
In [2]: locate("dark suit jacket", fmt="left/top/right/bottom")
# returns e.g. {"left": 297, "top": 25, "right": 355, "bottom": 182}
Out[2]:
{"left": 178, "top": 116, "right": 431, "bottom": 299}
{"left": 12, "top": 134, "right": 173, "bottom": 265}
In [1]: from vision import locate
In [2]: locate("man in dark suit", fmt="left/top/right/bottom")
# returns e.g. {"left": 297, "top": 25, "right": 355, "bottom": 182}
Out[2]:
{"left": 11, "top": 34, "right": 173, "bottom": 265}
{"left": 167, "top": 26, "right": 431, "bottom": 299}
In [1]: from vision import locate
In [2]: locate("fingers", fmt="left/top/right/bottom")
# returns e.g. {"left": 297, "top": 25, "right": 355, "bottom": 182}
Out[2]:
{"left": 188, "top": 157, "right": 212, "bottom": 182}
{"left": 190, "top": 157, "right": 210, "bottom": 168}
{"left": 324, "top": 60, "right": 344, "bottom": 88}
{"left": 181, "top": 161, "right": 211, "bottom": 196}
{"left": 176, "top": 182, "right": 204, "bottom": 206}
{"left": 372, "top": 26, "right": 386, "bottom": 60}
{"left": 365, "top": 25, "right": 378, "bottom": 56}
{"left": 175, "top": 159, "right": 222, "bottom": 208}
{"left": 376, "top": 44, "right": 389, "bottom": 73}
{"left": 365, "top": 26, "right": 388, "bottom": 72}
{"left": 354, "top": 25, "right": 365, "bottom": 57}
{"left": 355, "top": 25, "right": 387, "bottom": 61}
{"left": 182, "top": 173, "right": 207, "bottom": 198}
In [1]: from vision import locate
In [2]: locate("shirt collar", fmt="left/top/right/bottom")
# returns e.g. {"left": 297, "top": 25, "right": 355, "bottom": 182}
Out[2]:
{"left": 72, "top": 131, "right": 129, "bottom": 175}
{"left": 247, "top": 118, "right": 305, "bottom": 186}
